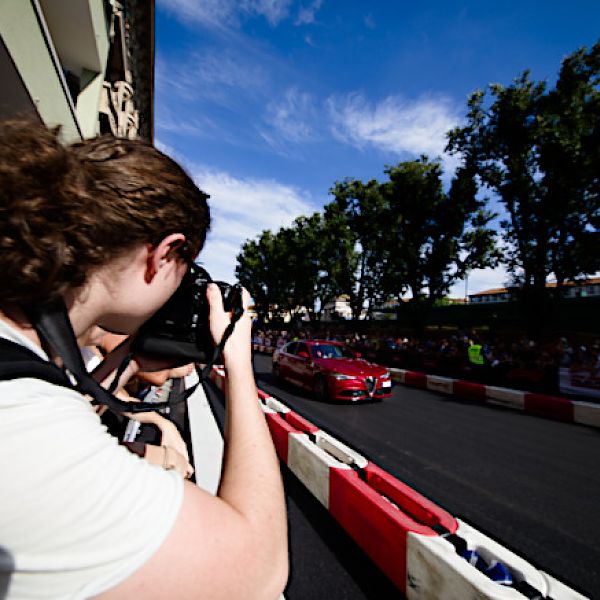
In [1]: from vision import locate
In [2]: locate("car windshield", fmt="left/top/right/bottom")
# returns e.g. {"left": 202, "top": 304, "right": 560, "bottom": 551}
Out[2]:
{"left": 311, "top": 343, "right": 353, "bottom": 359}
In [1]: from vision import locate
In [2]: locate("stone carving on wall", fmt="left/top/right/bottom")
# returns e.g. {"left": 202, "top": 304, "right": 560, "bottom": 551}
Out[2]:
{"left": 99, "top": 0, "right": 140, "bottom": 139}
{"left": 100, "top": 79, "right": 139, "bottom": 139}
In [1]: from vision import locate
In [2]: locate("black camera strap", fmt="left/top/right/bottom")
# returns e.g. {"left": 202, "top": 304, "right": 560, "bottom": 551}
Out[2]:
{"left": 25, "top": 293, "right": 245, "bottom": 412}
{"left": 27, "top": 299, "right": 170, "bottom": 413}
{"left": 200, "top": 296, "right": 245, "bottom": 380}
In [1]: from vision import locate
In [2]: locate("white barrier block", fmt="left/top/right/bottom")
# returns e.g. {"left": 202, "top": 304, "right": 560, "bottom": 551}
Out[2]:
{"left": 264, "top": 396, "right": 291, "bottom": 414}
{"left": 455, "top": 520, "right": 548, "bottom": 593}
{"left": 287, "top": 433, "right": 350, "bottom": 509}
{"left": 426, "top": 375, "right": 454, "bottom": 395}
{"left": 407, "top": 531, "right": 527, "bottom": 599}
{"left": 390, "top": 368, "right": 406, "bottom": 384}
{"left": 406, "top": 518, "right": 589, "bottom": 600}
{"left": 541, "top": 571, "right": 589, "bottom": 600}
{"left": 315, "top": 430, "right": 369, "bottom": 469}
{"left": 573, "top": 401, "right": 600, "bottom": 428}
{"left": 485, "top": 386, "right": 525, "bottom": 410}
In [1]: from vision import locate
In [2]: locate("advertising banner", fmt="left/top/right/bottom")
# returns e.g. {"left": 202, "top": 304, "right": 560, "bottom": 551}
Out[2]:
{"left": 559, "top": 367, "right": 600, "bottom": 399}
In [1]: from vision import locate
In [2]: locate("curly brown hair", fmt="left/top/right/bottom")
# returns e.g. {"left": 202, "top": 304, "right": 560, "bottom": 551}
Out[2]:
{"left": 0, "top": 119, "right": 210, "bottom": 305}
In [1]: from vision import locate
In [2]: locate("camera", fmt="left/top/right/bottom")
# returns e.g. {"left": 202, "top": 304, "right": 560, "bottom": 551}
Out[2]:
{"left": 135, "top": 263, "right": 243, "bottom": 364}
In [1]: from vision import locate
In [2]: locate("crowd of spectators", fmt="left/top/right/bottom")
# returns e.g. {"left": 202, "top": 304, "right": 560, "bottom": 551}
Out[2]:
{"left": 252, "top": 327, "right": 600, "bottom": 396}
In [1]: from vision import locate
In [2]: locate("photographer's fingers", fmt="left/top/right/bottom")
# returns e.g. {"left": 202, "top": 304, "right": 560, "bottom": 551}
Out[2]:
{"left": 206, "top": 283, "right": 228, "bottom": 337}
{"left": 167, "top": 447, "right": 194, "bottom": 479}
{"left": 206, "top": 283, "right": 252, "bottom": 369}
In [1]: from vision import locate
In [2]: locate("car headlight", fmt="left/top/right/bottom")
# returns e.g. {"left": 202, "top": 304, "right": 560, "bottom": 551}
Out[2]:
{"left": 332, "top": 373, "right": 357, "bottom": 381}
{"left": 381, "top": 371, "right": 391, "bottom": 379}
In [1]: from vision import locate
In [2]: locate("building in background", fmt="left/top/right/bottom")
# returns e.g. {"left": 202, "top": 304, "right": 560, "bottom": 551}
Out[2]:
{"left": 469, "top": 277, "right": 600, "bottom": 304}
{"left": 321, "top": 295, "right": 353, "bottom": 321}
{"left": 0, "top": 0, "right": 154, "bottom": 143}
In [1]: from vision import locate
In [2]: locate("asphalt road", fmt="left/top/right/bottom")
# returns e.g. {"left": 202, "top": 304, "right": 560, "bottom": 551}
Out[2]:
{"left": 249, "top": 352, "right": 600, "bottom": 599}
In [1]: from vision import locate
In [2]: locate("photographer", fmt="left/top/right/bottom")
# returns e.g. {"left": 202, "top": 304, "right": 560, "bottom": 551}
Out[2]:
{"left": 0, "top": 120, "right": 288, "bottom": 599}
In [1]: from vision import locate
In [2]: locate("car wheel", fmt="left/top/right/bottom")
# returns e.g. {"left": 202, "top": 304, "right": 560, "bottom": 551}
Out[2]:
{"left": 272, "top": 363, "right": 281, "bottom": 380}
{"left": 313, "top": 375, "right": 328, "bottom": 402}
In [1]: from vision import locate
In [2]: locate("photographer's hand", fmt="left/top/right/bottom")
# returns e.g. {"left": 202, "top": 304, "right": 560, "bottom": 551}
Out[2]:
{"left": 206, "top": 283, "right": 252, "bottom": 370}
{"left": 145, "top": 444, "right": 194, "bottom": 479}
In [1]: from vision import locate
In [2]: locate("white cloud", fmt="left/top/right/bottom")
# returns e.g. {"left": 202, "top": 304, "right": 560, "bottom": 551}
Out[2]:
{"left": 242, "top": 0, "right": 293, "bottom": 26}
{"left": 363, "top": 14, "right": 376, "bottom": 29}
{"left": 327, "top": 92, "right": 461, "bottom": 172}
{"left": 156, "top": 110, "right": 222, "bottom": 140}
{"left": 190, "top": 167, "right": 316, "bottom": 282}
{"left": 296, "top": 0, "right": 323, "bottom": 25}
{"left": 157, "top": 0, "right": 237, "bottom": 30}
{"left": 156, "top": 52, "right": 266, "bottom": 105}
{"left": 157, "top": 0, "right": 293, "bottom": 29}
{"left": 260, "top": 87, "right": 317, "bottom": 151}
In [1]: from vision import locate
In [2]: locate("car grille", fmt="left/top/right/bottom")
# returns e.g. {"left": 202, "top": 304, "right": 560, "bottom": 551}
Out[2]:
{"left": 364, "top": 376, "right": 376, "bottom": 393}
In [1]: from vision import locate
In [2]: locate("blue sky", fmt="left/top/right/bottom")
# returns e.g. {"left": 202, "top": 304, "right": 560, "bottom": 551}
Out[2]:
{"left": 154, "top": 0, "right": 600, "bottom": 297}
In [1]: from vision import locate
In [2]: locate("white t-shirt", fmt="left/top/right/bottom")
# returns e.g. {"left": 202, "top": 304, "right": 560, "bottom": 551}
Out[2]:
{"left": 0, "top": 320, "right": 183, "bottom": 599}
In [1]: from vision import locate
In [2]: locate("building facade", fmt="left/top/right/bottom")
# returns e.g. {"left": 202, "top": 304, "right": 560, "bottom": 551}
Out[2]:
{"left": 0, "top": 0, "right": 154, "bottom": 143}
{"left": 468, "top": 277, "right": 600, "bottom": 304}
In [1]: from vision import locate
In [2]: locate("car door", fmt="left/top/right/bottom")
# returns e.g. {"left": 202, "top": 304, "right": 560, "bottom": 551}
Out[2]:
{"left": 293, "top": 342, "right": 314, "bottom": 388}
{"left": 288, "top": 342, "right": 310, "bottom": 388}
{"left": 277, "top": 342, "right": 297, "bottom": 379}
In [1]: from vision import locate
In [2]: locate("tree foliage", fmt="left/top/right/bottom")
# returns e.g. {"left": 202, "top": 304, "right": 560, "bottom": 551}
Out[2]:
{"left": 327, "top": 178, "right": 387, "bottom": 319}
{"left": 447, "top": 41, "right": 600, "bottom": 331}
{"left": 380, "top": 158, "right": 499, "bottom": 314}
{"left": 237, "top": 157, "right": 498, "bottom": 323}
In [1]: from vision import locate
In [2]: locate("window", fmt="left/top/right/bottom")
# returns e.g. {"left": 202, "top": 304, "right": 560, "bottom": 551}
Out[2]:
{"left": 311, "top": 344, "right": 349, "bottom": 359}
{"left": 285, "top": 342, "right": 298, "bottom": 355}
{"left": 295, "top": 343, "right": 310, "bottom": 358}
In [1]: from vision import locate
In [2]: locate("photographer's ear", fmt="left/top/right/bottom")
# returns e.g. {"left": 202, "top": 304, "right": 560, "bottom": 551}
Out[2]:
{"left": 146, "top": 233, "right": 186, "bottom": 282}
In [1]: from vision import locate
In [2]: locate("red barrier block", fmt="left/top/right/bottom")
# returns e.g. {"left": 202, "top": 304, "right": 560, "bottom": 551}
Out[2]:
{"left": 284, "top": 411, "right": 320, "bottom": 435}
{"left": 364, "top": 463, "right": 457, "bottom": 534}
{"left": 524, "top": 393, "right": 574, "bottom": 422}
{"left": 265, "top": 413, "right": 298, "bottom": 463}
{"left": 453, "top": 380, "right": 486, "bottom": 402}
{"left": 404, "top": 371, "right": 427, "bottom": 389}
{"left": 329, "top": 467, "right": 454, "bottom": 592}
{"left": 257, "top": 389, "right": 271, "bottom": 401}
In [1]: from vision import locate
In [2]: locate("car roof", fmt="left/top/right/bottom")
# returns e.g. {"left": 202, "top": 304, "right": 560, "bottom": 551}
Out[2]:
{"left": 301, "top": 339, "right": 344, "bottom": 346}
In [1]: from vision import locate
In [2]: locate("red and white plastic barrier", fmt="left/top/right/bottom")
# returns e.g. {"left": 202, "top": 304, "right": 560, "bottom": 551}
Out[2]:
{"left": 389, "top": 368, "right": 600, "bottom": 429}
{"left": 211, "top": 370, "right": 588, "bottom": 598}
{"left": 408, "top": 520, "right": 586, "bottom": 599}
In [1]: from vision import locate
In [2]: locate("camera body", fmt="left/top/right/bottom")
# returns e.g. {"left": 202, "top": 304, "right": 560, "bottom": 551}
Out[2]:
{"left": 135, "top": 263, "right": 243, "bottom": 364}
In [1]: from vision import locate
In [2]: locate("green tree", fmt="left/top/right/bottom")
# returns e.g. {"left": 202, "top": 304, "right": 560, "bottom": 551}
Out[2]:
{"left": 447, "top": 41, "right": 600, "bottom": 334}
{"left": 328, "top": 179, "right": 388, "bottom": 319}
{"left": 380, "top": 157, "right": 499, "bottom": 329}
{"left": 318, "top": 203, "right": 359, "bottom": 318}
{"left": 235, "top": 230, "right": 289, "bottom": 323}
{"left": 278, "top": 213, "right": 324, "bottom": 321}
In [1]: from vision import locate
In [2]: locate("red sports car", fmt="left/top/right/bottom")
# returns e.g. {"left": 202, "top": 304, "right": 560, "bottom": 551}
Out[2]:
{"left": 272, "top": 340, "right": 393, "bottom": 402}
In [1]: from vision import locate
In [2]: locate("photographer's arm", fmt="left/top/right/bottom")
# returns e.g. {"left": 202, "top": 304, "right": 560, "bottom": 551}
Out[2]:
{"left": 94, "top": 285, "right": 288, "bottom": 600}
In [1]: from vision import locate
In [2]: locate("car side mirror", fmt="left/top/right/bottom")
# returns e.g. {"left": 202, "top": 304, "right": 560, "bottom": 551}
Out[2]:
{"left": 354, "top": 351, "right": 361, "bottom": 358}
{"left": 298, "top": 351, "right": 309, "bottom": 359}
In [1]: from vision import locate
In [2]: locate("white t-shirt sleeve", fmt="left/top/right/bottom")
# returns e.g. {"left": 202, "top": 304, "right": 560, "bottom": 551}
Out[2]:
{"left": 0, "top": 378, "right": 184, "bottom": 600}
